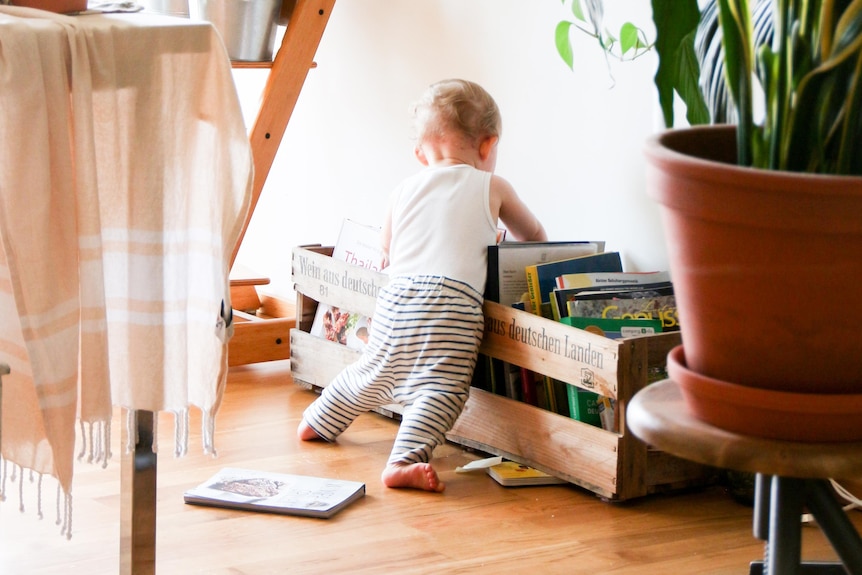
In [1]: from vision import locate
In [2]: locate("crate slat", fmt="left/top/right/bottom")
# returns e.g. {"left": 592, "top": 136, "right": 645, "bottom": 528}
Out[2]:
{"left": 480, "top": 300, "right": 622, "bottom": 398}
{"left": 447, "top": 387, "right": 620, "bottom": 498}
{"left": 292, "top": 246, "right": 385, "bottom": 318}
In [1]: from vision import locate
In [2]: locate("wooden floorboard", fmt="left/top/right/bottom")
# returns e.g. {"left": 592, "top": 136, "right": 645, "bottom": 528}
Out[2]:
{"left": 1, "top": 359, "right": 859, "bottom": 574}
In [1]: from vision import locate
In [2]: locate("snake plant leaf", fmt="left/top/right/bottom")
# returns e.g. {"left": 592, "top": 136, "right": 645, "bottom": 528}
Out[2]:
{"left": 756, "top": 43, "right": 778, "bottom": 169}
{"left": 696, "top": 0, "right": 732, "bottom": 122}
{"left": 832, "top": 0, "right": 862, "bottom": 56}
{"left": 787, "top": 0, "right": 862, "bottom": 173}
{"left": 826, "top": 2, "right": 862, "bottom": 174}
{"left": 696, "top": 0, "right": 772, "bottom": 125}
{"left": 784, "top": 68, "right": 828, "bottom": 171}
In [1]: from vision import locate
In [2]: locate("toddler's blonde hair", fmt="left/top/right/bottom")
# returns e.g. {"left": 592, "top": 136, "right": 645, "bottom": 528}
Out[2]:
{"left": 410, "top": 79, "right": 501, "bottom": 145}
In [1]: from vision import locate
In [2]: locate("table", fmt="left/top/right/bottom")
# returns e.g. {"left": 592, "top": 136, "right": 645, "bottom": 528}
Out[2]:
{"left": 628, "top": 379, "right": 862, "bottom": 574}
{"left": 0, "top": 7, "right": 252, "bottom": 572}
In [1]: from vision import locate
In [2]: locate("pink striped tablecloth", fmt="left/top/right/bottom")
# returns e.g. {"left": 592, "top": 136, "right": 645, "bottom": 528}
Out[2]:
{"left": 0, "top": 6, "right": 252, "bottom": 535}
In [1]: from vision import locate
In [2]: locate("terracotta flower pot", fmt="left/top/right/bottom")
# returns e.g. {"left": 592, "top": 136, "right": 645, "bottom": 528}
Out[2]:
{"left": 10, "top": 0, "right": 88, "bottom": 12}
{"left": 645, "top": 125, "right": 862, "bottom": 428}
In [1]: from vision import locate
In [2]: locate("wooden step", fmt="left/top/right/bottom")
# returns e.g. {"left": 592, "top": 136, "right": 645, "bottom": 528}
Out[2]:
{"left": 230, "top": 308, "right": 294, "bottom": 366}
{"left": 230, "top": 265, "right": 270, "bottom": 313}
{"left": 229, "top": 266, "right": 296, "bottom": 366}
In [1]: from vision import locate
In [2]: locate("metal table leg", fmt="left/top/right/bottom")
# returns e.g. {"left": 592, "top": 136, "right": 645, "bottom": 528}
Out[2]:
{"left": 120, "top": 410, "right": 157, "bottom": 575}
{"left": 749, "top": 474, "right": 862, "bottom": 575}
{"left": 807, "top": 479, "right": 862, "bottom": 574}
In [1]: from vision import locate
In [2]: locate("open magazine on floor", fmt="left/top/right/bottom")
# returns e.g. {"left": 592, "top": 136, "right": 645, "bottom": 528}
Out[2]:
{"left": 183, "top": 467, "right": 366, "bottom": 519}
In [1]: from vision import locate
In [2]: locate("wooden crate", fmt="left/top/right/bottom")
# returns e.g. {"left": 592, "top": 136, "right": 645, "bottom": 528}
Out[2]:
{"left": 290, "top": 246, "right": 714, "bottom": 501}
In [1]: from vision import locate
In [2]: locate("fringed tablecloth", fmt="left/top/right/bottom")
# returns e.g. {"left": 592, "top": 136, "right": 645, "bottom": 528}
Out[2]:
{"left": 0, "top": 6, "right": 253, "bottom": 536}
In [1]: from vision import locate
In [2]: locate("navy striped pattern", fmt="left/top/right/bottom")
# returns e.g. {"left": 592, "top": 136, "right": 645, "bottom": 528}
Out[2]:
{"left": 302, "top": 276, "right": 484, "bottom": 465}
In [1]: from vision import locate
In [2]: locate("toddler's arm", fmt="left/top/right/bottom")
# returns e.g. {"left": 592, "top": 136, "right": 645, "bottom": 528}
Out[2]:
{"left": 490, "top": 175, "right": 547, "bottom": 242}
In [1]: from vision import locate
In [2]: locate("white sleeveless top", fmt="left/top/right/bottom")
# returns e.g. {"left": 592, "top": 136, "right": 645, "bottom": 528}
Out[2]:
{"left": 385, "top": 164, "right": 498, "bottom": 294}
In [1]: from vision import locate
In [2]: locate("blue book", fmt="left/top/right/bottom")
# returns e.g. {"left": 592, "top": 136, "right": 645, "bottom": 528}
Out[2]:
{"left": 525, "top": 252, "right": 623, "bottom": 318}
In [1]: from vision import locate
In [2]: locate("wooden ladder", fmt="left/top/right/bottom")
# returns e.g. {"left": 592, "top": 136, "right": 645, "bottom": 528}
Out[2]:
{"left": 227, "top": 0, "right": 335, "bottom": 366}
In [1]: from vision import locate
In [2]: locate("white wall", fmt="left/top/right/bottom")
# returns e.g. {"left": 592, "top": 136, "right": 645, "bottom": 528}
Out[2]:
{"left": 232, "top": 0, "right": 669, "bottom": 301}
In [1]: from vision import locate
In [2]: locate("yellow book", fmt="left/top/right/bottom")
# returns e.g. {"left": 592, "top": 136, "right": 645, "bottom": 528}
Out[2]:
{"left": 487, "top": 461, "right": 567, "bottom": 487}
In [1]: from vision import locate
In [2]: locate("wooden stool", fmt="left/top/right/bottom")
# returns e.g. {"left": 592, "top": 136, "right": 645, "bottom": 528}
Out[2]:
{"left": 628, "top": 379, "right": 862, "bottom": 575}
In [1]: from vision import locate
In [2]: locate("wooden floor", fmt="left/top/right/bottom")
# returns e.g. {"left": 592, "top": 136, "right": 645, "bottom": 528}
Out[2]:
{"left": 1, "top": 360, "right": 860, "bottom": 574}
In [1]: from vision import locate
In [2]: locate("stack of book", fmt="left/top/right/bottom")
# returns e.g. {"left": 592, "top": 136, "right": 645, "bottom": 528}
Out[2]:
{"left": 480, "top": 240, "right": 678, "bottom": 432}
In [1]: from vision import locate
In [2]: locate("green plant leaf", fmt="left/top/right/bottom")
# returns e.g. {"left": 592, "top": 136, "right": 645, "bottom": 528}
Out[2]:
{"left": 837, "top": 40, "right": 862, "bottom": 173}
{"left": 788, "top": 0, "right": 862, "bottom": 172}
{"left": 569, "top": 0, "right": 586, "bottom": 22}
{"left": 619, "top": 22, "right": 639, "bottom": 55}
{"left": 651, "top": 0, "right": 703, "bottom": 127}
{"left": 716, "top": 0, "right": 754, "bottom": 165}
{"left": 830, "top": 1, "right": 862, "bottom": 59}
{"left": 555, "top": 20, "right": 575, "bottom": 69}
{"left": 676, "top": 31, "right": 710, "bottom": 125}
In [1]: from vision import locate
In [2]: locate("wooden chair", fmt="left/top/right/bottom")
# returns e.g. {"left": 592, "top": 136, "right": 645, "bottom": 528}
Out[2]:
{"left": 628, "top": 379, "right": 862, "bottom": 575}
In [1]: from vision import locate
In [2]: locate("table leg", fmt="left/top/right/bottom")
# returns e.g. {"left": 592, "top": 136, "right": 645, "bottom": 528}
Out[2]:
{"left": 120, "top": 410, "right": 157, "bottom": 575}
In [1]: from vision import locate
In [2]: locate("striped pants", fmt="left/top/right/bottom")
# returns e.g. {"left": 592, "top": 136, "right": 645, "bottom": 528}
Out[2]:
{"left": 301, "top": 275, "right": 484, "bottom": 465}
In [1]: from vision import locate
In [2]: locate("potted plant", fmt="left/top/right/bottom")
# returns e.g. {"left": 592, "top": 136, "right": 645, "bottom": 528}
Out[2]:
{"left": 555, "top": 0, "right": 862, "bottom": 443}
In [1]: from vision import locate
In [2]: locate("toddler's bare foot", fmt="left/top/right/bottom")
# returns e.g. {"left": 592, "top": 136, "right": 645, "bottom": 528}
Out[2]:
{"left": 297, "top": 420, "right": 325, "bottom": 441}
{"left": 382, "top": 462, "right": 445, "bottom": 492}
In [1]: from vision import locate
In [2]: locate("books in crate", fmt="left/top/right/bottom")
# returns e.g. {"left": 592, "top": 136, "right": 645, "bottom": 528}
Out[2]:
{"left": 478, "top": 240, "right": 609, "bottom": 402}
{"left": 486, "top": 240, "right": 606, "bottom": 307}
{"left": 309, "top": 219, "right": 384, "bottom": 350}
{"left": 183, "top": 467, "right": 366, "bottom": 519}
{"left": 481, "top": 242, "right": 676, "bottom": 432}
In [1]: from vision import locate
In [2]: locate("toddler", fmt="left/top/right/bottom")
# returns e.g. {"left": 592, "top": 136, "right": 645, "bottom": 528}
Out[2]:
{"left": 298, "top": 79, "right": 547, "bottom": 492}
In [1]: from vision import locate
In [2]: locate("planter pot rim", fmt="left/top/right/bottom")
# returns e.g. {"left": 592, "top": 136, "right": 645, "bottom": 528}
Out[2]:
{"left": 645, "top": 125, "right": 862, "bottom": 234}
{"left": 667, "top": 345, "right": 862, "bottom": 443}
{"left": 645, "top": 125, "right": 862, "bottom": 191}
